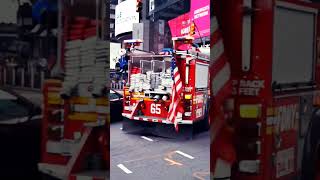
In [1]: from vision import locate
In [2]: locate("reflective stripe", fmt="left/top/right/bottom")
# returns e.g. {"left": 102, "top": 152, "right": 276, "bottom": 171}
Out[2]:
{"left": 211, "top": 39, "right": 224, "bottom": 65}
{"left": 211, "top": 17, "right": 218, "bottom": 35}
{"left": 213, "top": 158, "right": 232, "bottom": 178}
{"left": 212, "top": 63, "right": 231, "bottom": 96}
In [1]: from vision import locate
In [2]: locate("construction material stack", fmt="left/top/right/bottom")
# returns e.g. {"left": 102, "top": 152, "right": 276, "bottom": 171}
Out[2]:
{"left": 38, "top": 2, "right": 108, "bottom": 179}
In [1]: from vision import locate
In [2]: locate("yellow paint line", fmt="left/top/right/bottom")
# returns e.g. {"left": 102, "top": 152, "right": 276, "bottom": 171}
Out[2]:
{"left": 164, "top": 158, "right": 183, "bottom": 166}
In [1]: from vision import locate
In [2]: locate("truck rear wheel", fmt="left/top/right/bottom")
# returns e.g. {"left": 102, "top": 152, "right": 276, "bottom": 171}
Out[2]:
{"left": 301, "top": 108, "right": 320, "bottom": 180}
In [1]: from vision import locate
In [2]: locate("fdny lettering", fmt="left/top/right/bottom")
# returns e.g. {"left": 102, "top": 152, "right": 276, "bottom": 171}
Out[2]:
{"left": 238, "top": 80, "right": 265, "bottom": 96}
{"left": 275, "top": 104, "right": 298, "bottom": 134}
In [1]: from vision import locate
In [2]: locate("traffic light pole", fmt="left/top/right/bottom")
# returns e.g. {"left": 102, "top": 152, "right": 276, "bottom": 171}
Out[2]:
{"left": 192, "top": 21, "right": 205, "bottom": 46}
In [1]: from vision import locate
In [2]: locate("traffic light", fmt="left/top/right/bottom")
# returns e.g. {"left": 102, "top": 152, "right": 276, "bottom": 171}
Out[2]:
{"left": 190, "top": 22, "right": 196, "bottom": 35}
{"left": 136, "top": 0, "right": 143, "bottom": 12}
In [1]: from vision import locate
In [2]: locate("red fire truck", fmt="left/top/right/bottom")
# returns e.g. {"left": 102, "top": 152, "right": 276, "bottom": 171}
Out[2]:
{"left": 211, "top": 0, "right": 320, "bottom": 179}
{"left": 121, "top": 37, "right": 210, "bottom": 138}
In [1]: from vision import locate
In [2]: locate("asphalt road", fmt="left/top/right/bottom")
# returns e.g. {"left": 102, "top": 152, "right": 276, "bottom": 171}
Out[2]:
{"left": 110, "top": 121, "right": 210, "bottom": 180}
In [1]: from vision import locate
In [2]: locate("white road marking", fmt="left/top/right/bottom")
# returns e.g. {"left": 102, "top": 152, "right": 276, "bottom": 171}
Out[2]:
{"left": 141, "top": 136, "right": 154, "bottom": 142}
{"left": 175, "top": 150, "right": 195, "bottom": 159}
{"left": 117, "top": 164, "right": 132, "bottom": 174}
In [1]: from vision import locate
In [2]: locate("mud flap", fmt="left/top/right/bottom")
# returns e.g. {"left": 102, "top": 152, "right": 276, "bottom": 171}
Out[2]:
{"left": 301, "top": 108, "right": 320, "bottom": 180}
{"left": 122, "top": 117, "right": 194, "bottom": 140}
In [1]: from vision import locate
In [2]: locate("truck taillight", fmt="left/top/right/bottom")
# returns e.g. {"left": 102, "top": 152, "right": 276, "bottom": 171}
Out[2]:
{"left": 235, "top": 104, "right": 263, "bottom": 177}
{"left": 238, "top": 160, "right": 260, "bottom": 173}
{"left": 153, "top": 95, "right": 161, "bottom": 102}
{"left": 237, "top": 122, "right": 262, "bottom": 138}
{"left": 184, "top": 100, "right": 192, "bottom": 110}
{"left": 184, "top": 99, "right": 192, "bottom": 115}
{"left": 184, "top": 112, "right": 192, "bottom": 117}
{"left": 140, "top": 102, "right": 146, "bottom": 109}
{"left": 162, "top": 95, "right": 169, "bottom": 101}
{"left": 237, "top": 140, "right": 261, "bottom": 155}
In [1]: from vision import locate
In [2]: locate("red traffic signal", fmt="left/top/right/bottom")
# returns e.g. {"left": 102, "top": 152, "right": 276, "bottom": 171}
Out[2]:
{"left": 136, "top": 0, "right": 142, "bottom": 12}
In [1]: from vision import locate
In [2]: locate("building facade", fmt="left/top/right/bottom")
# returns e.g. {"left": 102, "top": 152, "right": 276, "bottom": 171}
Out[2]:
{"left": 142, "top": 0, "right": 190, "bottom": 52}
{"left": 114, "top": 0, "right": 209, "bottom": 52}
{"left": 110, "top": 0, "right": 118, "bottom": 42}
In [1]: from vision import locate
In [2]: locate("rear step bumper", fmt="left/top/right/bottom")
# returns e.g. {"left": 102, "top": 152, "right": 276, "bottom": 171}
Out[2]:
{"left": 122, "top": 117, "right": 194, "bottom": 139}
{"left": 122, "top": 113, "right": 193, "bottom": 125}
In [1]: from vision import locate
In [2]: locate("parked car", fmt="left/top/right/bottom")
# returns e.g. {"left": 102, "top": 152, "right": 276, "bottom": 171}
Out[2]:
{"left": 110, "top": 89, "right": 123, "bottom": 121}
{"left": 0, "top": 88, "right": 42, "bottom": 179}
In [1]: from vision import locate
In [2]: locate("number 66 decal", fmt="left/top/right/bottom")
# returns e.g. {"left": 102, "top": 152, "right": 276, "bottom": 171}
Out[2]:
{"left": 151, "top": 104, "right": 161, "bottom": 114}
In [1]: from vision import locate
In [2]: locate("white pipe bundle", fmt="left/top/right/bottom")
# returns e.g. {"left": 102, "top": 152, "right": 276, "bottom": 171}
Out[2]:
{"left": 61, "top": 37, "right": 108, "bottom": 97}
{"left": 61, "top": 40, "right": 82, "bottom": 96}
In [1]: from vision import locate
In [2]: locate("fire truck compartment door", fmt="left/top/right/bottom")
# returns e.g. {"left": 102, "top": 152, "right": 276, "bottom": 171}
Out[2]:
{"left": 195, "top": 63, "right": 209, "bottom": 89}
{"left": 272, "top": 2, "right": 317, "bottom": 86}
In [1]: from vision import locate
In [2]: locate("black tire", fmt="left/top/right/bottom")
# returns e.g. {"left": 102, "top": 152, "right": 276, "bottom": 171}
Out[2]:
{"left": 301, "top": 108, "right": 320, "bottom": 180}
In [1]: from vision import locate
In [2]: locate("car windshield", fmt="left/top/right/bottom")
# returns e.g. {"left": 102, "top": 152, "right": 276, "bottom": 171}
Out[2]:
{"left": 0, "top": 91, "right": 29, "bottom": 121}
{"left": 109, "top": 90, "right": 120, "bottom": 100}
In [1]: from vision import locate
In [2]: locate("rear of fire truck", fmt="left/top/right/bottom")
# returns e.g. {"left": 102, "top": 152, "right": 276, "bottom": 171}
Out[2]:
{"left": 211, "top": 0, "right": 320, "bottom": 180}
{"left": 121, "top": 37, "right": 210, "bottom": 138}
